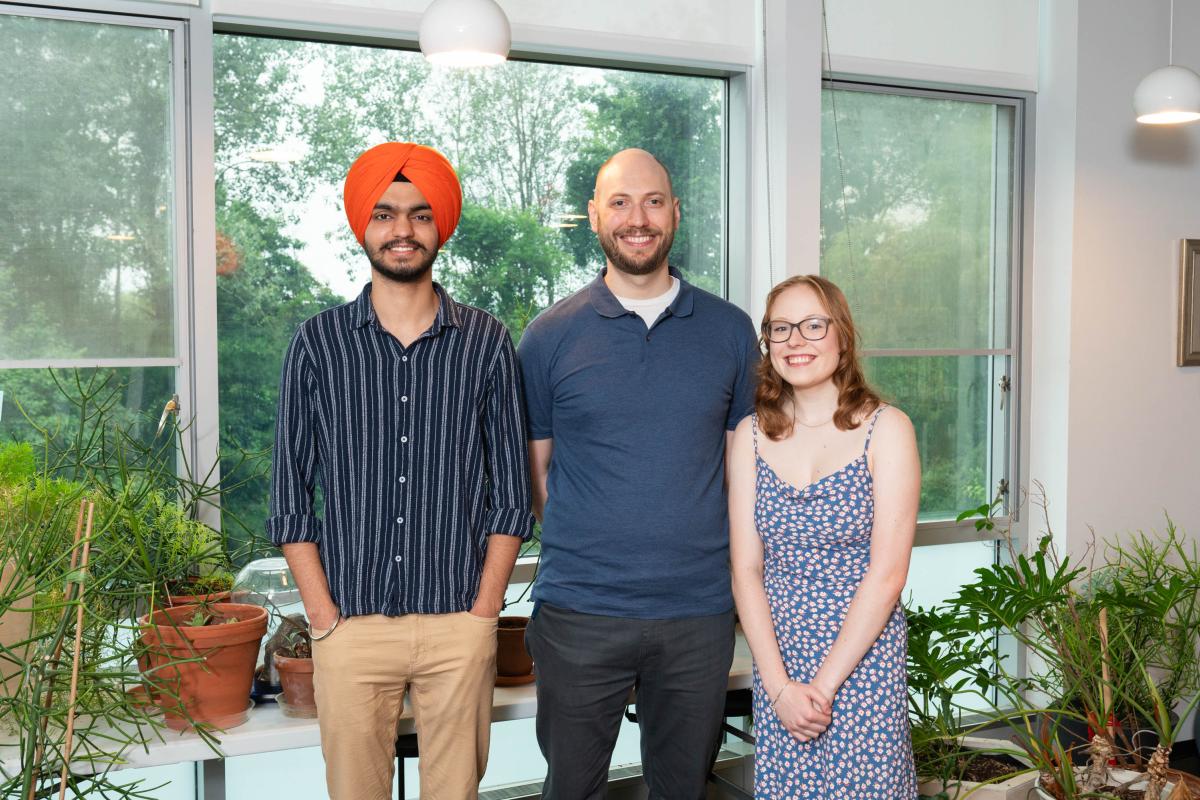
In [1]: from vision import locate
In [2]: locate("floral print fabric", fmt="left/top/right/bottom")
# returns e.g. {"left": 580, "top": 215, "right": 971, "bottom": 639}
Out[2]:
{"left": 751, "top": 408, "right": 916, "bottom": 799}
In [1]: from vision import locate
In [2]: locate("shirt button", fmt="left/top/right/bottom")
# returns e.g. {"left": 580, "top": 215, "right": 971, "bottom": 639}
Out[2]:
{"left": 396, "top": 516, "right": 404, "bottom": 524}
{"left": 401, "top": 396, "right": 409, "bottom": 402}
{"left": 398, "top": 476, "right": 406, "bottom": 484}
{"left": 394, "top": 555, "right": 403, "bottom": 562}
{"left": 402, "top": 356, "right": 409, "bottom": 362}
{"left": 401, "top": 436, "right": 408, "bottom": 443}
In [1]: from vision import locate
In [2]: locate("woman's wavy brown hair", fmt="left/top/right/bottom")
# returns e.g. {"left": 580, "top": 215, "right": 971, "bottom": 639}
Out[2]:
{"left": 755, "top": 274, "right": 882, "bottom": 441}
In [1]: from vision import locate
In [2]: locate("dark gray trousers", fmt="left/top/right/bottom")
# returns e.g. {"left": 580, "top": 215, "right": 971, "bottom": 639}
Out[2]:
{"left": 525, "top": 603, "right": 735, "bottom": 800}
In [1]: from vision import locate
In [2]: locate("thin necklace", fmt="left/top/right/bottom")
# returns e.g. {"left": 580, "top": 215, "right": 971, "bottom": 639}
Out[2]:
{"left": 792, "top": 403, "right": 835, "bottom": 428}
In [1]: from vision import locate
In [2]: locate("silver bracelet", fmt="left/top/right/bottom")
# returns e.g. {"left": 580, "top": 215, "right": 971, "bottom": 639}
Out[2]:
{"left": 770, "top": 681, "right": 792, "bottom": 710}
{"left": 310, "top": 614, "right": 344, "bottom": 642}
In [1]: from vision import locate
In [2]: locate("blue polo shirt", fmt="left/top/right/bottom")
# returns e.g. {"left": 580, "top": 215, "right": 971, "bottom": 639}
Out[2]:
{"left": 517, "top": 268, "right": 759, "bottom": 618}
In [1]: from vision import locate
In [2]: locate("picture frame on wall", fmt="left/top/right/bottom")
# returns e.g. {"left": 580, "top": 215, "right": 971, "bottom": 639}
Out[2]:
{"left": 1180, "top": 239, "right": 1200, "bottom": 367}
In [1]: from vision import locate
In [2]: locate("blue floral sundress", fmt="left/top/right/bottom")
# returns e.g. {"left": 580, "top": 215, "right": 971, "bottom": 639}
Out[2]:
{"left": 750, "top": 407, "right": 916, "bottom": 799}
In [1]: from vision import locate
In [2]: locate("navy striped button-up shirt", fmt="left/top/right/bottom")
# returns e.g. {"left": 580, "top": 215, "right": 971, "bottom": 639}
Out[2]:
{"left": 267, "top": 283, "right": 534, "bottom": 617}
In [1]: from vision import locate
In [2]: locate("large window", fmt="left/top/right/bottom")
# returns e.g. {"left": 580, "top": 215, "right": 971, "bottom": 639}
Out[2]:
{"left": 212, "top": 34, "right": 728, "bottom": 548}
{"left": 0, "top": 8, "right": 182, "bottom": 456}
{"left": 0, "top": 8, "right": 193, "bottom": 797}
{"left": 820, "top": 83, "right": 1021, "bottom": 527}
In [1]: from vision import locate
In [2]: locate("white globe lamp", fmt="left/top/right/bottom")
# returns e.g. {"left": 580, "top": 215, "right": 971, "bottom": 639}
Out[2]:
{"left": 1135, "top": 64, "right": 1200, "bottom": 124}
{"left": 420, "top": 0, "right": 511, "bottom": 68}
{"left": 1135, "top": 0, "right": 1200, "bottom": 125}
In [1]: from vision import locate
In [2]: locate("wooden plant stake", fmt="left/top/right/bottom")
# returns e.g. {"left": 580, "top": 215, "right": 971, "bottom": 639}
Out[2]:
{"left": 1098, "top": 607, "right": 1113, "bottom": 740}
{"left": 25, "top": 500, "right": 86, "bottom": 800}
{"left": 57, "top": 501, "right": 94, "bottom": 800}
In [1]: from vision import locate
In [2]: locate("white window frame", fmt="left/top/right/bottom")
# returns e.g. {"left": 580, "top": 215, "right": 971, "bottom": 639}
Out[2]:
{"left": 818, "top": 78, "right": 1033, "bottom": 552}
{"left": 0, "top": 2, "right": 208, "bottom": 498}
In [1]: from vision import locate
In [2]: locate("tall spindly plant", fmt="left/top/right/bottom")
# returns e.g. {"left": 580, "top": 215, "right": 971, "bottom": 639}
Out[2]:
{"left": 0, "top": 370, "right": 266, "bottom": 798}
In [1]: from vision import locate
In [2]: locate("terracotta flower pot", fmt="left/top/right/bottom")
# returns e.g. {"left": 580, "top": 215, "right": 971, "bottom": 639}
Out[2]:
{"left": 496, "top": 616, "right": 533, "bottom": 685}
{"left": 0, "top": 559, "right": 33, "bottom": 702}
{"left": 139, "top": 602, "right": 267, "bottom": 731}
{"left": 274, "top": 654, "right": 316, "bottom": 718}
{"left": 166, "top": 589, "right": 231, "bottom": 606}
{"left": 166, "top": 579, "right": 232, "bottom": 606}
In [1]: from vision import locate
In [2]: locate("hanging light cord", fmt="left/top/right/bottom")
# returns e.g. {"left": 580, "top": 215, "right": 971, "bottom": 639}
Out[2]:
{"left": 761, "top": 0, "right": 776, "bottom": 288}
{"left": 821, "top": 0, "right": 856, "bottom": 291}
{"left": 1169, "top": 0, "right": 1175, "bottom": 65}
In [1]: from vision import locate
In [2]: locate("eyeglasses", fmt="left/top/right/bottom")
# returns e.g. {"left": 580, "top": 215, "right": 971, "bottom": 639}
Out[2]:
{"left": 762, "top": 317, "right": 832, "bottom": 343}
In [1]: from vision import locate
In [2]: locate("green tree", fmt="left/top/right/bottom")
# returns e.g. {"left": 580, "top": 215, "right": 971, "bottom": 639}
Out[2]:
{"left": 0, "top": 15, "right": 175, "bottom": 445}
{"left": 214, "top": 194, "right": 341, "bottom": 545}
{"left": 562, "top": 71, "right": 726, "bottom": 294}
{"left": 443, "top": 206, "right": 575, "bottom": 340}
{"left": 820, "top": 89, "right": 1006, "bottom": 516}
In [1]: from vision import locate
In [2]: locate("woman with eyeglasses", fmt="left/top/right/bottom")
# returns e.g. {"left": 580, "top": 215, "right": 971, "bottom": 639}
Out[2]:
{"left": 728, "top": 275, "right": 920, "bottom": 799}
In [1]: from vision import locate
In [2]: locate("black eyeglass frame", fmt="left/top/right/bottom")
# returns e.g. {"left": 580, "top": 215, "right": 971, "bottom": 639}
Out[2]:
{"left": 761, "top": 316, "right": 833, "bottom": 343}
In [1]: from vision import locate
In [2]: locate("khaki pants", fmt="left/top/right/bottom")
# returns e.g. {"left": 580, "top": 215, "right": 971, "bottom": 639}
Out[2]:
{"left": 312, "top": 612, "right": 498, "bottom": 800}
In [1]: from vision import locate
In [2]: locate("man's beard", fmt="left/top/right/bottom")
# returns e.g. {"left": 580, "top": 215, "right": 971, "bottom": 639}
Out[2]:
{"left": 368, "top": 238, "right": 438, "bottom": 284}
{"left": 597, "top": 225, "right": 675, "bottom": 276}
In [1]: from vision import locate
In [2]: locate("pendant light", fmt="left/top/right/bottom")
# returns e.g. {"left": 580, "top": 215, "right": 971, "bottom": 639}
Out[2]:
{"left": 1134, "top": 0, "right": 1200, "bottom": 124}
{"left": 419, "top": 0, "right": 511, "bottom": 68}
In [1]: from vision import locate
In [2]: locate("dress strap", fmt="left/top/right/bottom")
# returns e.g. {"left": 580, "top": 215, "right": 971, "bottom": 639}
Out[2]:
{"left": 863, "top": 405, "right": 889, "bottom": 454}
{"left": 751, "top": 412, "right": 760, "bottom": 457}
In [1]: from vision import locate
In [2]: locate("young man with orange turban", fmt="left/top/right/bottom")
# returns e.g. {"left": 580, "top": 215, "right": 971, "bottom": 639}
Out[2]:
{"left": 268, "top": 142, "right": 533, "bottom": 800}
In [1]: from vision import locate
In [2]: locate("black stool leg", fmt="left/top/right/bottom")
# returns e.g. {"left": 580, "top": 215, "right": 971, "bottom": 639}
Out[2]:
{"left": 707, "top": 689, "right": 755, "bottom": 799}
{"left": 395, "top": 733, "right": 419, "bottom": 799}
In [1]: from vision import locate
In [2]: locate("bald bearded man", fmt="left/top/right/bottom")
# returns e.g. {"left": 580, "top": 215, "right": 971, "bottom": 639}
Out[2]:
{"left": 268, "top": 142, "right": 533, "bottom": 800}
{"left": 518, "top": 149, "right": 759, "bottom": 798}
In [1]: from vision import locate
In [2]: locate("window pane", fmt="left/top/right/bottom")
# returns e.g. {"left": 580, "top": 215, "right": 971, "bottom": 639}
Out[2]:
{"left": 80, "top": 764, "right": 194, "bottom": 800}
{"left": 821, "top": 89, "right": 1014, "bottom": 351}
{"left": 213, "top": 34, "right": 727, "bottom": 544}
{"left": 0, "top": 368, "right": 174, "bottom": 449}
{"left": 864, "top": 355, "right": 996, "bottom": 521}
{"left": 0, "top": 13, "right": 176, "bottom": 360}
{"left": 903, "top": 541, "right": 997, "bottom": 610}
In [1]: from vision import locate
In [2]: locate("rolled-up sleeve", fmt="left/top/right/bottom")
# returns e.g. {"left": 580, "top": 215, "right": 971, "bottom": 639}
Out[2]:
{"left": 482, "top": 332, "right": 535, "bottom": 541}
{"left": 267, "top": 328, "right": 322, "bottom": 545}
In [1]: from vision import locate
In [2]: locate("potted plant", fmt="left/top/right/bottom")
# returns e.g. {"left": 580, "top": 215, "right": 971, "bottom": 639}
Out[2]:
{"left": 949, "top": 491, "right": 1198, "bottom": 800}
{"left": 0, "top": 371, "right": 271, "bottom": 796}
{"left": 127, "top": 489, "right": 236, "bottom": 606}
{"left": 495, "top": 532, "right": 539, "bottom": 686}
{"left": 139, "top": 600, "right": 268, "bottom": 731}
{"left": 263, "top": 613, "right": 316, "bottom": 717}
{"left": 496, "top": 616, "right": 534, "bottom": 685}
{"left": 907, "top": 604, "right": 1036, "bottom": 799}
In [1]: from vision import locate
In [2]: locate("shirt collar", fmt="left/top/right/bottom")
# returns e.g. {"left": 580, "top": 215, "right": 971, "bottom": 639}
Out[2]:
{"left": 351, "top": 282, "right": 463, "bottom": 332}
{"left": 587, "top": 266, "right": 695, "bottom": 319}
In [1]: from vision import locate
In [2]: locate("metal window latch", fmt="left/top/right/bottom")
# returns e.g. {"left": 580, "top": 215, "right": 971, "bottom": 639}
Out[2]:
{"left": 998, "top": 375, "right": 1011, "bottom": 410}
{"left": 156, "top": 393, "right": 181, "bottom": 436}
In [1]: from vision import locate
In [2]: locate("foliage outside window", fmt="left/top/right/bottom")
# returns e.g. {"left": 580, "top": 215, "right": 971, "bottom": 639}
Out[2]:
{"left": 213, "top": 36, "right": 727, "bottom": 545}
{"left": 0, "top": 11, "right": 177, "bottom": 452}
{"left": 820, "top": 85, "right": 1019, "bottom": 523}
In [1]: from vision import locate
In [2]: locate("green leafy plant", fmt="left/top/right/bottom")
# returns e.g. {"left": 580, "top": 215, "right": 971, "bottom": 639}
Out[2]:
{"left": 0, "top": 370, "right": 268, "bottom": 797}
{"left": 945, "top": 487, "right": 1200, "bottom": 799}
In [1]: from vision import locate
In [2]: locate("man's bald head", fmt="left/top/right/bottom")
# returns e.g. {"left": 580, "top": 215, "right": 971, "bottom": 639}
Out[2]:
{"left": 593, "top": 148, "right": 674, "bottom": 199}
{"left": 587, "top": 148, "right": 680, "bottom": 278}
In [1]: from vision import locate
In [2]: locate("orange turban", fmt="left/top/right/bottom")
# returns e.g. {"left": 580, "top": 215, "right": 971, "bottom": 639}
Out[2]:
{"left": 343, "top": 142, "right": 463, "bottom": 248}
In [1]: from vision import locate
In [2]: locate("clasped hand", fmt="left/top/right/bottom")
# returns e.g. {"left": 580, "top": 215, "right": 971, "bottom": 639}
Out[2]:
{"left": 774, "top": 681, "right": 832, "bottom": 742}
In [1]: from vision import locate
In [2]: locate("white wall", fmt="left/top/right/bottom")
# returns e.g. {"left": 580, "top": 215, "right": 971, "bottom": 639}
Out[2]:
{"left": 1029, "top": 0, "right": 1078, "bottom": 549}
{"left": 1060, "top": 0, "right": 1200, "bottom": 551}
{"left": 209, "top": 0, "right": 755, "bottom": 67}
{"left": 824, "top": 0, "right": 1039, "bottom": 90}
